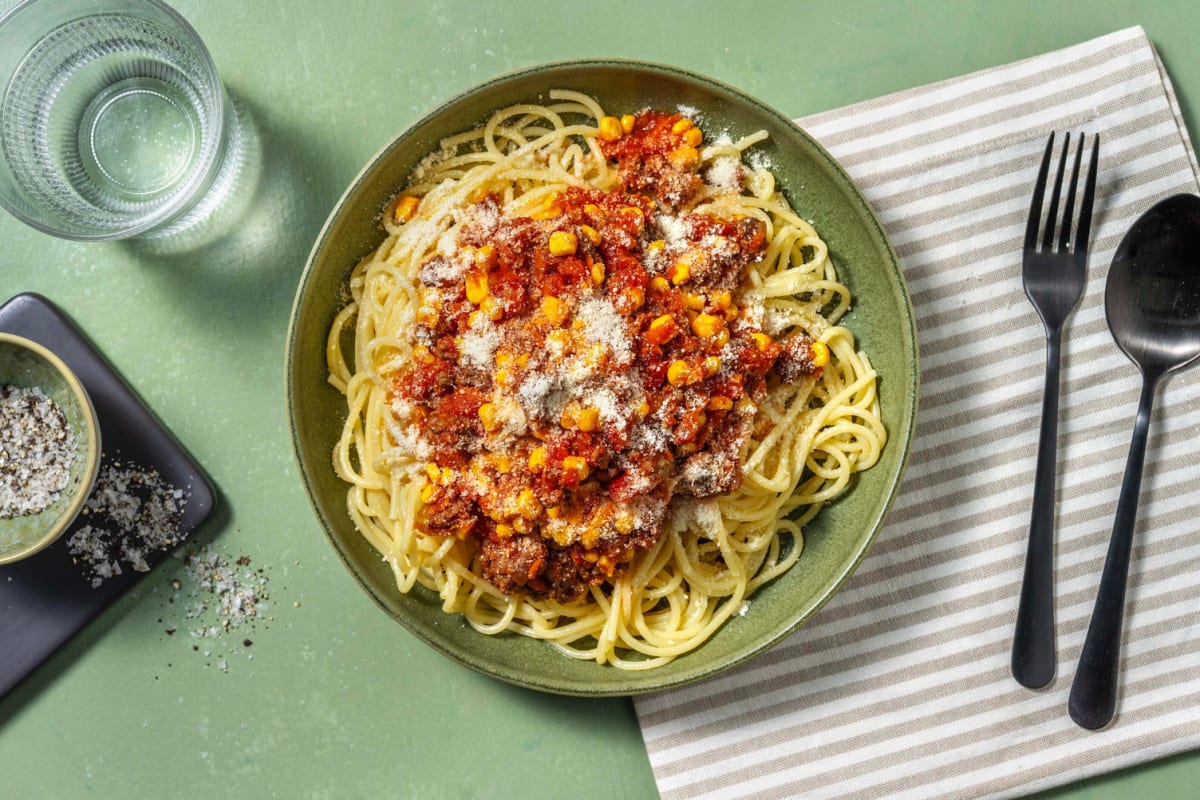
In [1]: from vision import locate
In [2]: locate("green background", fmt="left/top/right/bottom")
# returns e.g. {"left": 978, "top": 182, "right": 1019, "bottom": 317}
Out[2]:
{"left": 1, "top": 1, "right": 1197, "bottom": 797}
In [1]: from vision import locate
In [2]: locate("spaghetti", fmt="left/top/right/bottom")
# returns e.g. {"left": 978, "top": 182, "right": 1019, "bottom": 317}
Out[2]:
{"left": 327, "top": 91, "right": 885, "bottom": 669}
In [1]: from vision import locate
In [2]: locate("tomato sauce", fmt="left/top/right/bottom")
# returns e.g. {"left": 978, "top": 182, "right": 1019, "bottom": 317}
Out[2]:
{"left": 389, "top": 110, "right": 824, "bottom": 600}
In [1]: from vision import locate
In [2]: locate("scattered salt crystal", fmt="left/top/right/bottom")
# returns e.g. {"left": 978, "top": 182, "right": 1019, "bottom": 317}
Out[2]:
{"left": 66, "top": 461, "right": 190, "bottom": 588}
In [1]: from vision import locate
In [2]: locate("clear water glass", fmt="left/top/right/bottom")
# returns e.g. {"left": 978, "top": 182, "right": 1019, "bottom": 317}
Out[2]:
{"left": 0, "top": 0, "right": 238, "bottom": 240}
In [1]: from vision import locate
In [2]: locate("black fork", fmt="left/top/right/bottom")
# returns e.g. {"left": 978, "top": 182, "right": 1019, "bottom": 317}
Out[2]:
{"left": 1012, "top": 132, "right": 1100, "bottom": 689}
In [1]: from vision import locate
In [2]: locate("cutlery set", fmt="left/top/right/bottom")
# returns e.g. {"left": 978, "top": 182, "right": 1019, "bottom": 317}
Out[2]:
{"left": 1012, "top": 132, "right": 1200, "bottom": 729}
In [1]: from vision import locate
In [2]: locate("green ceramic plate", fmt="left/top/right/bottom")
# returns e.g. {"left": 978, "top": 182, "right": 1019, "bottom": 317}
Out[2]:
{"left": 286, "top": 60, "right": 918, "bottom": 696}
{"left": 0, "top": 332, "right": 100, "bottom": 564}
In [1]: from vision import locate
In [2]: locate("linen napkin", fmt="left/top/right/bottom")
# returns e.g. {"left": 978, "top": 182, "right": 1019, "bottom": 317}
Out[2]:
{"left": 635, "top": 26, "right": 1200, "bottom": 800}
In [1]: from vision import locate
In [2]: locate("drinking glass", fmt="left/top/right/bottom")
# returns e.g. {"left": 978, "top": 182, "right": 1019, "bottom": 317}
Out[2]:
{"left": 0, "top": 0, "right": 239, "bottom": 239}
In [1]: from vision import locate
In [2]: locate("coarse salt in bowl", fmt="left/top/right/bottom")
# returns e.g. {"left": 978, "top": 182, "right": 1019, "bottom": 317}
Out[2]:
{"left": 0, "top": 332, "right": 100, "bottom": 564}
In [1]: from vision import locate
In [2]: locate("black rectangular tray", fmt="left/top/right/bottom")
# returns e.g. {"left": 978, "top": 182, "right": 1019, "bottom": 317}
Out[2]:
{"left": 0, "top": 292, "right": 215, "bottom": 697}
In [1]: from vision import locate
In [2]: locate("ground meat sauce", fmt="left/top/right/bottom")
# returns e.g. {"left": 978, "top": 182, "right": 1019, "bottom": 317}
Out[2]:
{"left": 391, "top": 110, "right": 825, "bottom": 601}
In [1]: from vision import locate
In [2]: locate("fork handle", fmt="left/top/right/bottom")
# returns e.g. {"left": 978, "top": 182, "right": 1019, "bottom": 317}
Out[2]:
{"left": 1069, "top": 375, "right": 1157, "bottom": 729}
{"left": 1012, "top": 328, "right": 1062, "bottom": 689}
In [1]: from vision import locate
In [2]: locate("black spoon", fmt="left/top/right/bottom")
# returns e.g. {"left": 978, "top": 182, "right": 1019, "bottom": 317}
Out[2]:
{"left": 1068, "top": 193, "right": 1200, "bottom": 730}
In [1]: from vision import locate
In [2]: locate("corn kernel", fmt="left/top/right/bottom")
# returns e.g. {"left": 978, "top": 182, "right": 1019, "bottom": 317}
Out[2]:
{"left": 646, "top": 239, "right": 666, "bottom": 255}
{"left": 667, "top": 359, "right": 698, "bottom": 386}
{"left": 576, "top": 407, "right": 600, "bottom": 432}
{"left": 492, "top": 454, "right": 511, "bottom": 473}
{"left": 583, "top": 203, "right": 603, "bottom": 218}
{"left": 494, "top": 368, "right": 512, "bottom": 387}
{"left": 495, "top": 350, "right": 513, "bottom": 369}
{"left": 707, "top": 396, "right": 733, "bottom": 411}
{"left": 475, "top": 244, "right": 497, "bottom": 269}
{"left": 669, "top": 145, "right": 700, "bottom": 170}
{"left": 548, "top": 230, "right": 578, "bottom": 257}
{"left": 417, "top": 307, "right": 439, "bottom": 327}
{"left": 649, "top": 276, "right": 670, "bottom": 292}
{"left": 620, "top": 114, "right": 636, "bottom": 134}
{"left": 703, "top": 356, "right": 722, "bottom": 376}
{"left": 710, "top": 290, "right": 732, "bottom": 311}
{"left": 413, "top": 345, "right": 433, "bottom": 364}
{"left": 547, "top": 329, "right": 572, "bottom": 353}
{"left": 517, "top": 488, "right": 542, "bottom": 519}
{"left": 811, "top": 340, "right": 830, "bottom": 368}
{"left": 496, "top": 522, "right": 514, "bottom": 538}
{"left": 480, "top": 295, "right": 502, "bottom": 320}
{"left": 714, "top": 328, "right": 731, "bottom": 348}
{"left": 751, "top": 332, "right": 773, "bottom": 351}
{"left": 685, "top": 292, "right": 705, "bottom": 310}
{"left": 420, "top": 483, "right": 435, "bottom": 503}
{"left": 530, "top": 206, "right": 561, "bottom": 221}
{"left": 579, "top": 224, "right": 601, "bottom": 245}
{"left": 517, "top": 353, "right": 530, "bottom": 368}
{"left": 563, "top": 456, "right": 590, "bottom": 482}
{"left": 724, "top": 304, "right": 739, "bottom": 322}
{"left": 692, "top": 313, "right": 724, "bottom": 338}
{"left": 645, "top": 314, "right": 677, "bottom": 345}
{"left": 669, "top": 260, "right": 691, "bottom": 285}
{"left": 683, "top": 126, "right": 703, "bottom": 147}
{"left": 546, "top": 505, "right": 561, "bottom": 519}
{"left": 513, "top": 517, "right": 532, "bottom": 534}
{"left": 671, "top": 118, "right": 694, "bottom": 134}
{"left": 590, "top": 259, "right": 606, "bottom": 285}
{"left": 598, "top": 116, "right": 624, "bottom": 141}
{"left": 438, "top": 467, "right": 456, "bottom": 486}
{"left": 614, "top": 513, "right": 635, "bottom": 534}
{"left": 635, "top": 400, "right": 650, "bottom": 418}
{"left": 478, "top": 402, "right": 499, "bottom": 432}
{"left": 528, "top": 446, "right": 549, "bottom": 471}
{"left": 559, "top": 405, "right": 578, "bottom": 429}
{"left": 393, "top": 195, "right": 420, "bottom": 223}
{"left": 541, "top": 295, "right": 568, "bottom": 326}
{"left": 465, "top": 270, "right": 489, "bottom": 304}
{"left": 425, "top": 463, "right": 440, "bottom": 482}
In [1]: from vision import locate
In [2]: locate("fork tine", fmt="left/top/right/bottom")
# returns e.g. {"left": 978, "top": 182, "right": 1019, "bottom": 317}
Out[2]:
{"left": 1058, "top": 133, "right": 1086, "bottom": 251}
{"left": 1073, "top": 134, "right": 1100, "bottom": 256}
{"left": 1041, "top": 132, "right": 1071, "bottom": 249}
{"left": 1024, "top": 133, "right": 1055, "bottom": 251}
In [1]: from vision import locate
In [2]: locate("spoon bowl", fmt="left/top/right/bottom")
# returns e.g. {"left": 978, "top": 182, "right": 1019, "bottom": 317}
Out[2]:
{"left": 1105, "top": 193, "right": 1200, "bottom": 376}
{"left": 1069, "top": 192, "right": 1200, "bottom": 729}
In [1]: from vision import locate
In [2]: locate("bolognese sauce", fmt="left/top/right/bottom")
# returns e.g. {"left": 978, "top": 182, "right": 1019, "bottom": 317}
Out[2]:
{"left": 390, "top": 110, "right": 829, "bottom": 601}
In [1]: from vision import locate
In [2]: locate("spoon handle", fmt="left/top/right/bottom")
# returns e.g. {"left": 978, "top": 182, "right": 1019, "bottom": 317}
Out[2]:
{"left": 1012, "top": 329, "right": 1063, "bottom": 689}
{"left": 1069, "top": 376, "right": 1157, "bottom": 729}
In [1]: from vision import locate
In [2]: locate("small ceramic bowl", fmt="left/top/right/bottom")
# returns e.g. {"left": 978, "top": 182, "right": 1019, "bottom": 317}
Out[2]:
{"left": 0, "top": 332, "right": 100, "bottom": 565}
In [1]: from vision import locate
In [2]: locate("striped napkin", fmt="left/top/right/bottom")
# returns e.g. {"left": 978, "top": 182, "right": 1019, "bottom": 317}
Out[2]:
{"left": 635, "top": 26, "right": 1200, "bottom": 800}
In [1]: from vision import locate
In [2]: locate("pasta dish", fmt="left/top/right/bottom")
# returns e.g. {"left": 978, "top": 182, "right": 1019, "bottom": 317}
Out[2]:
{"left": 326, "top": 91, "right": 884, "bottom": 669}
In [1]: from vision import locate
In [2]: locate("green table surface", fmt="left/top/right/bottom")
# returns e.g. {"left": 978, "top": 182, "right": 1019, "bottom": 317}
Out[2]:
{"left": 1, "top": 1, "right": 1197, "bottom": 797}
